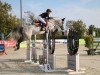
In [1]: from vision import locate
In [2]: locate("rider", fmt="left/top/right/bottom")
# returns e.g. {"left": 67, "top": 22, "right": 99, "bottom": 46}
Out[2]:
{"left": 38, "top": 9, "right": 52, "bottom": 31}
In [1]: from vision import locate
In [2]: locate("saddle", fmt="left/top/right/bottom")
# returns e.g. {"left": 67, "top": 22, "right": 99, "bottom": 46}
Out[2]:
{"left": 34, "top": 20, "right": 48, "bottom": 27}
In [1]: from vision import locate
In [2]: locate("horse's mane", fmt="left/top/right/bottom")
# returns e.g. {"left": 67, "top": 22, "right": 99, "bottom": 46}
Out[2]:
{"left": 49, "top": 17, "right": 61, "bottom": 20}
{"left": 48, "top": 17, "right": 62, "bottom": 25}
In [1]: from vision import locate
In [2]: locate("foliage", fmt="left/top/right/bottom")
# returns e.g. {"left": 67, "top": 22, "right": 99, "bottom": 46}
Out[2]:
{"left": 84, "top": 35, "right": 93, "bottom": 49}
{"left": 94, "top": 28, "right": 100, "bottom": 37}
{"left": 88, "top": 25, "right": 95, "bottom": 35}
{"left": 0, "top": 1, "right": 20, "bottom": 36}
{"left": 88, "top": 25, "right": 100, "bottom": 37}
{"left": 66, "top": 20, "right": 87, "bottom": 38}
{"left": 32, "top": 32, "right": 67, "bottom": 39}
{"left": 73, "top": 20, "right": 87, "bottom": 38}
{"left": 55, "top": 32, "right": 67, "bottom": 39}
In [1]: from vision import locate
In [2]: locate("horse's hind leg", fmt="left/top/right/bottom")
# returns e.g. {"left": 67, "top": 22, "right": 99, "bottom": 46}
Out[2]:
{"left": 15, "top": 39, "right": 23, "bottom": 51}
{"left": 14, "top": 42, "right": 20, "bottom": 51}
{"left": 17, "top": 41, "right": 20, "bottom": 50}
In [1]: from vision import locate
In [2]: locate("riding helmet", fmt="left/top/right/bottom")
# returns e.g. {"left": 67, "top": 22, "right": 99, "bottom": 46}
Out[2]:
{"left": 46, "top": 9, "right": 52, "bottom": 12}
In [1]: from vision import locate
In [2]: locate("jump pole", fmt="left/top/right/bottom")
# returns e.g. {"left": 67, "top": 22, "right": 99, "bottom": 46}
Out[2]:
{"left": 40, "top": 31, "right": 55, "bottom": 72}
{"left": 67, "top": 54, "right": 86, "bottom": 74}
{"left": 41, "top": 32, "right": 85, "bottom": 74}
{"left": 25, "top": 35, "right": 36, "bottom": 63}
{"left": 32, "top": 35, "right": 37, "bottom": 63}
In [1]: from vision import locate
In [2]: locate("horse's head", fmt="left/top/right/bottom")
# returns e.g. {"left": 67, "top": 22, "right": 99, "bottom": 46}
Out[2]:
{"left": 48, "top": 17, "right": 65, "bottom": 33}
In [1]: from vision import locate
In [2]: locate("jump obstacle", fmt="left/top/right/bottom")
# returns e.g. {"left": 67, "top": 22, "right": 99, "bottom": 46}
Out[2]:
{"left": 26, "top": 31, "right": 85, "bottom": 74}
{"left": 25, "top": 35, "right": 37, "bottom": 63}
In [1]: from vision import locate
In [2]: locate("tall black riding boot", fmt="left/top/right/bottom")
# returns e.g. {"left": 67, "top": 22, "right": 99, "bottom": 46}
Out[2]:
{"left": 40, "top": 25, "right": 44, "bottom": 31}
{"left": 40, "top": 23, "right": 45, "bottom": 31}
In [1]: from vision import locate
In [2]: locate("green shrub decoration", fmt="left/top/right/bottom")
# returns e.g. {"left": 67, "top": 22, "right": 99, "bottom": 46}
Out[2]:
{"left": 84, "top": 35, "right": 93, "bottom": 49}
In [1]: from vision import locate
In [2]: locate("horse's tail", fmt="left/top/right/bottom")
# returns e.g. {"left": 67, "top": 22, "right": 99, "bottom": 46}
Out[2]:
{"left": 5, "top": 31, "right": 12, "bottom": 40}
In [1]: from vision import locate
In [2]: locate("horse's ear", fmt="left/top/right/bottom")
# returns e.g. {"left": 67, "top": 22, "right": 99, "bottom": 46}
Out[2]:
{"left": 62, "top": 18, "right": 65, "bottom": 21}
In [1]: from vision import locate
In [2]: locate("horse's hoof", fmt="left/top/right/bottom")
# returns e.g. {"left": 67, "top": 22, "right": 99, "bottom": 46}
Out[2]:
{"left": 14, "top": 49, "right": 17, "bottom": 51}
{"left": 14, "top": 49, "right": 19, "bottom": 51}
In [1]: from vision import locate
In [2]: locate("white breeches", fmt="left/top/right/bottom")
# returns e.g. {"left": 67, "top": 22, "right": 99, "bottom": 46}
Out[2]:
{"left": 37, "top": 16, "right": 46, "bottom": 24}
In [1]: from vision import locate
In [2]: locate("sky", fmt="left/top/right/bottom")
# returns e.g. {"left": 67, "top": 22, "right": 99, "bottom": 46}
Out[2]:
{"left": 3, "top": 0, "right": 100, "bottom": 27}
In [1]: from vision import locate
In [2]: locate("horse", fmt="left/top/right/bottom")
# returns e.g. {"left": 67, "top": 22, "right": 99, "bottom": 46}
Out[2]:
{"left": 7, "top": 17, "right": 65, "bottom": 52}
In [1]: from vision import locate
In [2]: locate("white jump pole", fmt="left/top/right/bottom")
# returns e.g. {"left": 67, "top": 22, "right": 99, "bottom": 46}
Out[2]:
{"left": 25, "top": 35, "right": 36, "bottom": 63}
{"left": 32, "top": 35, "right": 38, "bottom": 63}
{"left": 25, "top": 39, "right": 32, "bottom": 63}
{"left": 46, "top": 32, "right": 49, "bottom": 64}
{"left": 29, "top": 39, "right": 32, "bottom": 62}
{"left": 67, "top": 54, "right": 86, "bottom": 74}
{"left": 41, "top": 31, "right": 55, "bottom": 72}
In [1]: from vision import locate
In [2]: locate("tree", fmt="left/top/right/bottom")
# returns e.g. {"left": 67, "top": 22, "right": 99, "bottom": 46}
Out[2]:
{"left": 73, "top": 20, "right": 87, "bottom": 38}
{"left": 95, "top": 28, "right": 100, "bottom": 37}
{"left": 66, "top": 20, "right": 87, "bottom": 38}
{"left": 88, "top": 25, "right": 95, "bottom": 35}
{"left": 0, "top": 1, "right": 20, "bottom": 36}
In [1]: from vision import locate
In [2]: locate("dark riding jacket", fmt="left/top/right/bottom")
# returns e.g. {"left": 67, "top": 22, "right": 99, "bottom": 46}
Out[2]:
{"left": 39, "top": 12, "right": 50, "bottom": 19}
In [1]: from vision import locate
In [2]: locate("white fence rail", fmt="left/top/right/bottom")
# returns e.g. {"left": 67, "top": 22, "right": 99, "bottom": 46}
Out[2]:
{"left": 35, "top": 39, "right": 67, "bottom": 44}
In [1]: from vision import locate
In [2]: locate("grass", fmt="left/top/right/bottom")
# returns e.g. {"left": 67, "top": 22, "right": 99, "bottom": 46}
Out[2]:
{"left": 20, "top": 41, "right": 27, "bottom": 48}
{"left": 79, "top": 39, "right": 85, "bottom": 45}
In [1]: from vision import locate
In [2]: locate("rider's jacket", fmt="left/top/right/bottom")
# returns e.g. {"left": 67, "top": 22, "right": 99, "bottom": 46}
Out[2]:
{"left": 39, "top": 12, "right": 49, "bottom": 19}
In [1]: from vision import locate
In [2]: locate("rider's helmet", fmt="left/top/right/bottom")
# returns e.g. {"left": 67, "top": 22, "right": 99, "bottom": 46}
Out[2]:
{"left": 46, "top": 9, "right": 52, "bottom": 12}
